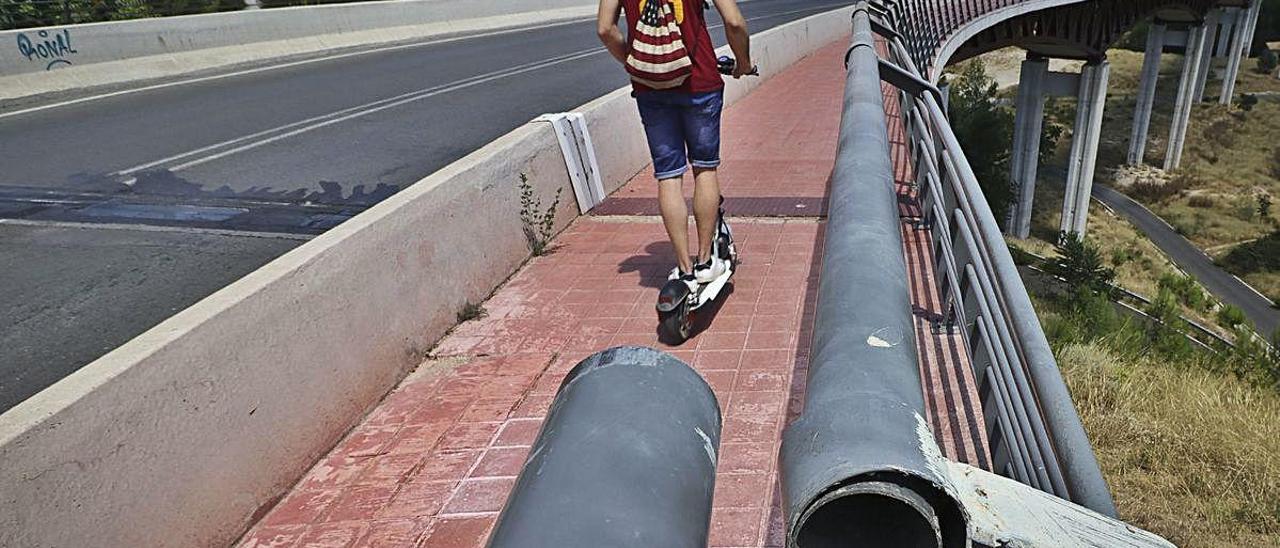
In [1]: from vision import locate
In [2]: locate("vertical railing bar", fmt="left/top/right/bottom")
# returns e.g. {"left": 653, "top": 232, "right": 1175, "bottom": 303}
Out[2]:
{"left": 941, "top": 142, "right": 1070, "bottom": 496}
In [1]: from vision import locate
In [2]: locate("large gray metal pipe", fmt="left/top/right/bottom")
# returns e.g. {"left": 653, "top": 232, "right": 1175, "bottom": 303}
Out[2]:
{"left": 487, "top": 346, "right": 721, "bottom": 548}
{"left": 780, "top": 5, "right": 966, "bottom": 548}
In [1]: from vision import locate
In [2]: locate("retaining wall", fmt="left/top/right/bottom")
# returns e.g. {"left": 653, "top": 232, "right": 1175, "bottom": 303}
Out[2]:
{"left": 0, "top": 0, "right": 595, "bottom": 101}
{"left": 0, "top": 6, "right": 855, "bottom": 547}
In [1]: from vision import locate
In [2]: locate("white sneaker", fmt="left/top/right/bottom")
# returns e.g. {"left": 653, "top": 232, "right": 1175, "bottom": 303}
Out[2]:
{"left": 694, "top": 256, "right": 728, "bottom": 284}
{"left": 669, "top": 266, "right": 699, "bottom": 291}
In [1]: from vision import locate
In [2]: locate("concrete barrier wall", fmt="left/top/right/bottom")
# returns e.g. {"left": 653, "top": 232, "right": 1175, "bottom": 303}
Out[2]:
{"left": 0, "top": 0, "right": 595, "bottom": 101}
{"left": 0, "top": 7, "right": 854, "bottom": 548}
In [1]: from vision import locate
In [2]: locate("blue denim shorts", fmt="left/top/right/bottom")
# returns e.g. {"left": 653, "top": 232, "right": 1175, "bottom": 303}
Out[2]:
{"left": 635, "top": 90, "right": 724, "bottom": 180}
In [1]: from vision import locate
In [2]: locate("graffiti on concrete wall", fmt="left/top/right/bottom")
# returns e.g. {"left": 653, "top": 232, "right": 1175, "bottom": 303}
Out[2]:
{"left": 16, "top": 29, "right": 78, "bottom": 70}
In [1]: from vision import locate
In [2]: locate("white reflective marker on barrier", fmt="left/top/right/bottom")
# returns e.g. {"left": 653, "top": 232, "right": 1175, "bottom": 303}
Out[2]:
{"left": 538, "top": 112, "right": 607, "bottom": 213}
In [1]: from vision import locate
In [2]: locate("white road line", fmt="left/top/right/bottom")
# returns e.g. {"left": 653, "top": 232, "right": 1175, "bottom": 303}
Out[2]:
{"left": 92, "top": 3, "right": 843, "bottom": 179}
{"left": 0, "top": 218, "right": 315, "bottom": 240}
{"left": 110, "top": 47, "right": 600, "bottom": 178}
{"left": 166, "top": 48, "right": 605, "bottom": 172}
{"left": 0, "top": 17, "right": 592, "bottom": 121}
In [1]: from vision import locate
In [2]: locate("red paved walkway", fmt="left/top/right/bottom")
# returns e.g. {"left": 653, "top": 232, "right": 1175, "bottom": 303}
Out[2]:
{"left": 238, "top": 37, "right": 986, "bottom": 548}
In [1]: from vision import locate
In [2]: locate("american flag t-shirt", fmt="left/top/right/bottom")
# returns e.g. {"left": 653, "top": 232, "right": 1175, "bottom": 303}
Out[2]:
{"left": 625, "top": 0, "right": 693, "bottom": 89}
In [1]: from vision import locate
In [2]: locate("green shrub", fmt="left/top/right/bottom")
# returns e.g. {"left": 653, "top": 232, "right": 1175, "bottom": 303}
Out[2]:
{"left": 1256, "top": 48, "right": 1278, "bottom": 75}
{"left": 1147, "top": 287, "right": 1196, "bottom": 359}
{"left": 1223, "top": 325, "right": 1280, "bottom": 387}
{"left": 1217, "top": 304, "right": 1249, "bottom": 328}
{"left": 1158, "top": 272, "right": 1209, "bottom": 312}
{"left": 517, "top": 173, "right": 562, "bottom": 257}
{"left": 1233, "top": 195, "right": 1260, "bottom": 222}
{"left": 1044, "top": 233, "right": 1117, "bottom": 295}
{"left": 1240, "top": 93, "right": 1260, "bottom": 112}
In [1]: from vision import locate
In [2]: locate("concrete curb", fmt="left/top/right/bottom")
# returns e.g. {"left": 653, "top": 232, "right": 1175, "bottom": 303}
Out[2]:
{"left": 0, "top": 7, "right": 854, "bottom": 547}
{"left": 1, "top": 1, "right": 595, "bottom": 102}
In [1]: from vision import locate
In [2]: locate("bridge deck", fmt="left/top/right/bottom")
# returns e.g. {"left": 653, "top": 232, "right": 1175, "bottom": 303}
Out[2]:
{"left": 238, "top": 38, "right": 985, "bottom": 548}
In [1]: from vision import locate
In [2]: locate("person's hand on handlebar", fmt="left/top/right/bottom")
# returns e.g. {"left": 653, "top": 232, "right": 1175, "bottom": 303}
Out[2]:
{"left": 732, "top": 57, "right": 755, "bottom": 79}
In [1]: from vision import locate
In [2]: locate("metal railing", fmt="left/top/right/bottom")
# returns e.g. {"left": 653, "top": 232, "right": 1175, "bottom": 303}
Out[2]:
{"left": 780, "top": 7, "right": 970, "bottom": 545}
{"left": 871, "top": 0, "right": 1118, "bottom": 516}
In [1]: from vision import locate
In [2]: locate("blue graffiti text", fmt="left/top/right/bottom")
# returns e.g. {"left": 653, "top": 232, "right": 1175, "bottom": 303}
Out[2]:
{"left": 17, "top": 29, "right": 78, "bottom": 70}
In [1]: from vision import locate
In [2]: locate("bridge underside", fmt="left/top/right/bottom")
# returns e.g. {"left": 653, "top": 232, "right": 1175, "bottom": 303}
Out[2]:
{"left": 948, "top": 0, "right": 1235, "bottom": 64}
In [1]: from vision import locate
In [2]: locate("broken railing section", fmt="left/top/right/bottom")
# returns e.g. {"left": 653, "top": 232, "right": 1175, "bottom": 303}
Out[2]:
{"left": 781, "top": 4, "right": 1172, "bottom": 547}
{"left": 487, "top": 347, "right": 721, "bottom": 548}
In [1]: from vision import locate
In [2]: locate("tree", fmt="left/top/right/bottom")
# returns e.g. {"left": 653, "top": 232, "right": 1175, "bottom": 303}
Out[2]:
{"left": 1045, "top": 233, "right": 1117, "bottom": 296}
{"left": 949, "top": 59, "right": 1017, "bottom": 223}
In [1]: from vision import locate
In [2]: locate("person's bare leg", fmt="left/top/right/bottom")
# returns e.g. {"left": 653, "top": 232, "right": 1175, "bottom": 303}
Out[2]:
{"left": 659, "top": 176, "right": 693, "bottom": 273}
{"left": 691, "top": 167, "right": 722, "bottom": 263}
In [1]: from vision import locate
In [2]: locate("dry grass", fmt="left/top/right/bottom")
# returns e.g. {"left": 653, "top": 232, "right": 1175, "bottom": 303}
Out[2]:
{"left": 1060, "top": 342, "right": 1280, "bottom": 547}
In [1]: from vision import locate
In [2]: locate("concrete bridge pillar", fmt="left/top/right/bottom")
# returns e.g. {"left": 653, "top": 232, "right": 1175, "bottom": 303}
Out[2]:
{"left": 1007, "top": 56, "right": 1049, "bottom": 238}
{"left": 1193, "top": 10, "right": 1222, "bottom": 103}
{"left": 1128, "top": 22, "right": 1166, "bottom": 166}
{"left": 1166, "top": 23, "right": 1209, "bottom": 170}
{"left": 1061, "top": 60, "right": 1110, "bottom": 236}
{"left": 1217, "top": 8, "right": 1240, "bottom": 60}
{"left": 1222, "top": 0, "right": 1262, "bottom": 105}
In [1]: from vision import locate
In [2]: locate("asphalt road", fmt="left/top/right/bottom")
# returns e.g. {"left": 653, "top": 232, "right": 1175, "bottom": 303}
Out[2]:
{"left": 1094, "top": 185, "right": 1279, "bottom": 338}
{"left": 0, "top": 0, "right": 849, "bottom": 412}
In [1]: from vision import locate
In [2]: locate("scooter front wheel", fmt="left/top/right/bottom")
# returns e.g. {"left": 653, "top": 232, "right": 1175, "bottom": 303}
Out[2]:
{"left": 659, "top": 304, "right": 692, "bottom": 343}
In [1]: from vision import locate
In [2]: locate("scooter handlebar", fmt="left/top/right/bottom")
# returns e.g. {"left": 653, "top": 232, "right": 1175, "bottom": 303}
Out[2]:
{"left": 716, "top": 56, "right": 759, "bottom": 77}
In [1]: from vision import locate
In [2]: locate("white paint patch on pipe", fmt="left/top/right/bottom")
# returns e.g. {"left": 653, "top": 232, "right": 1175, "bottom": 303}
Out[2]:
{"left": 867, "top": 326, "right": 903, "bottom": 348}
{"left": 695, "top": 426, "right": 717, "bottom": 466}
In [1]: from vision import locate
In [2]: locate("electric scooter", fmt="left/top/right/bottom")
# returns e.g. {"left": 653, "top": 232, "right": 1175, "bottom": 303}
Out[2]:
{"left": 656, "top": 197, "right": 739, "bottom": 343}
{"left": 655, "top": 57, "right": 756, "bottom": 343}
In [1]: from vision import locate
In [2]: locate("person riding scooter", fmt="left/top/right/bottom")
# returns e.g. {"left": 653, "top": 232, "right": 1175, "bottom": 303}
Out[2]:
{"left": 596, "top": 0, "right": 753, "bottom": 290}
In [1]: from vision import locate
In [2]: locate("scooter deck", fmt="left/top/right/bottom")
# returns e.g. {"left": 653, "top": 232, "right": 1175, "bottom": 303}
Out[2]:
{"left": 690, "top": 263, "right": 734, "bottom": 310}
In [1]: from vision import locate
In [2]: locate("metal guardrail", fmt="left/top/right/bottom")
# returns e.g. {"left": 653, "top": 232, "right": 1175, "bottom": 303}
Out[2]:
{"left": 780, "top": 7, "right": 968, "bottom": 547}
{"left": 782, "top": 6, "right": 1118, "bottom": 543}
{"left": 872, "top": 1, "right": 1119, "bottom": 516}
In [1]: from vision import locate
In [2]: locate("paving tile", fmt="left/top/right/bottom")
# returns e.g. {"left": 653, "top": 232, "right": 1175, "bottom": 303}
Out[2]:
{"left": 259, "top": 489, "right": 340, "bottom": 528}
{"left": 294, "top": 455, "right": 368, "bottom": 493}
{"left": 321, "top": 485, "right": 396, "bottom": 523}
{"left": 418, "top": 517, "right": 496, "bottom": 548}
{"left": 435, "top": 422, "right": 501, "bottom": 451}
{"left": 353, "top": 453, "right": 423, "bottom": 487}
{"left": 492, "top": 418, "right": 543, "bottom": 447}
{"left": 441, "top": 478, "right": 517, "bottom": 515}
{"left": 356, "top": 519, "right": 426, "bottom": 547}
{"left": 376, "top": 481, "right": 454, "bottom": 520}
{"left": 472, "top": 446, "right": 531, "bottom": 478}
{"left": 294, "top": 521, "right": 367, "bottom": 548}
{"left": 239, "top": 524, "right": 306, "bottom": 548}
{"left": 410, "top": 449, "right": 482, "bottom": 484}
{"left": 718, "top": 442, "right": 776, "bottom": 475}
{"left": 713, "top": 472, "right": 772, "bottom": 509}
{"left": 709, "top": 507, "right": 765, "bottom": 547}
